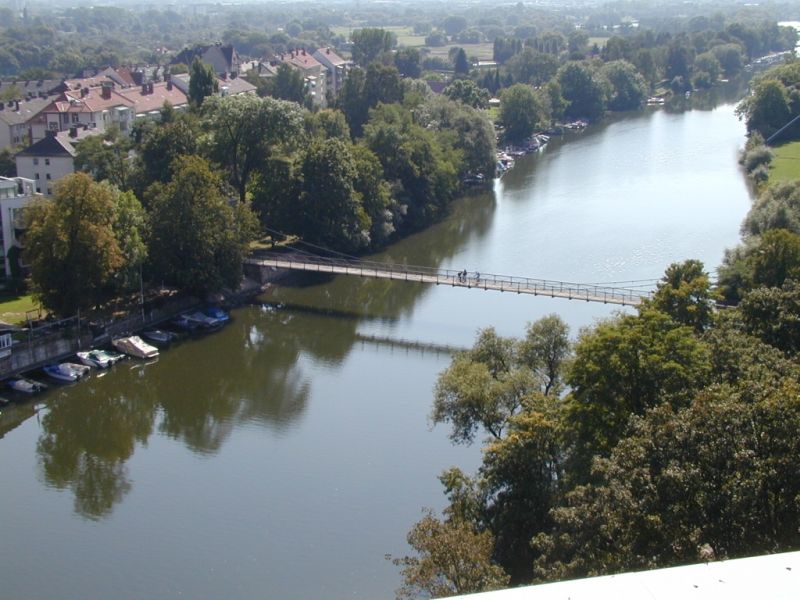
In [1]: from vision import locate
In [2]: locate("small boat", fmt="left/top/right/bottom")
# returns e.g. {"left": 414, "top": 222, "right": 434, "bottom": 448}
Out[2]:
{"left": 141, "top": 329, "right": 176, "bottom": 346}
{"left": 169, "top": 314, "right": 201, "bottom": 332}
{"left": 43, "top": 363, "right": 81, "bottom": 382}
{"left": 183, "top": 311, "right": 222, "bottom": 329}
{"left": 77, "top": 349, "right": 125, "bottom": 369}
{"left": 62, "top": 362, "right": 91, "bottom": 379}
{"left": 7, "top": 377, "right": 46, "bottom": 394}
{"left": 202, "top": 306, "right": 230, "bottom": 324}
{"left": 112, "top": 336, "right": 159, "bottom": 359}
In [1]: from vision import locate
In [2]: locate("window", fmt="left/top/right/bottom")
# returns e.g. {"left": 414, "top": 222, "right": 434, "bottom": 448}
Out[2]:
{"left": 33, "top": 158, "right": 39, "bottom": 165}
{"left": 71, "top": 113, "right": 79, "bottom": 124}
{"left": 34, "top": 173, "right": 39, "bottom": 179}
{"left": 45, "top": 174, "right": 51, "bottom": 180}
{"left": 44, "top": 158, "right": 50, "bottom": 166}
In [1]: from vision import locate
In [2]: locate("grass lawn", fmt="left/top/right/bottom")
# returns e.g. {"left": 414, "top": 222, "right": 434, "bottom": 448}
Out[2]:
{"left": 426, "top": 42, "right": 495, "bottom": 61}
{"left": 588, "top": 36, "right": 610, "bottom": 49}
{"left": 769, "top": 141, "right": 800, "bottom": 183}
{"left": 0, "top": 294, "right": 43, "bottom": 325}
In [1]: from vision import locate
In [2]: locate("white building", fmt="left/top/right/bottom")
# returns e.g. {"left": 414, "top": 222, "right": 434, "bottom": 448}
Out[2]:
{"left": 312, "top": 47, "right": 352, "bottom": 98}
{"left": 15, "top": 131, "right": 79, "bottom": 195}
{"left": 0, "top": 97, "right": 51, "bottom": 152}
{"left": 0, "top": 176, "right": 40, "bottom": 278}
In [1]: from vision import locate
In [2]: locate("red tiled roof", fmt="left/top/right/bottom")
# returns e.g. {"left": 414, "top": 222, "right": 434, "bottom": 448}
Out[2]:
{"left": 119, "top": 82, "right": 188, "bottom": 114}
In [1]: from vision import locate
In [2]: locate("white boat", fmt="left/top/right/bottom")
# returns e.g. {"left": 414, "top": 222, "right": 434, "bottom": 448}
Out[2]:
{"left": 63, "top": 362, "right": 91, "bottom": 378}
{"left": 7, "top": 377, "right": 46, "bottom": 394}
{"left": 77, "top": 349, "right": 125, "bottom": 369}
{"left": 112, "top": 335, "right": 159, "bottom": 359}
{"left": 43, "top": 363, "right": 81, "bottom": 382}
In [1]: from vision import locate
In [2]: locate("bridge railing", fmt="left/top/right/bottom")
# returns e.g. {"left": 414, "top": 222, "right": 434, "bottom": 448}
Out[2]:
{"left": 250, "top": 254, "right": 656, "bottom": 306}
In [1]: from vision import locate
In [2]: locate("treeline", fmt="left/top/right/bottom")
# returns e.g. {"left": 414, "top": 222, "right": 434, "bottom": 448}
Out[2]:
{"left": 24, "top": 74, "right": 495, "bottom": 317}
{"left": 396, "top": 267, "right": 800, "bottom": 596}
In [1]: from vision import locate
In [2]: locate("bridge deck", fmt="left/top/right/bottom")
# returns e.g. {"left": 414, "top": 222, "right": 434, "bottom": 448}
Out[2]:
{"left": 246, "top": 256, "right": 651, "bottom": 307}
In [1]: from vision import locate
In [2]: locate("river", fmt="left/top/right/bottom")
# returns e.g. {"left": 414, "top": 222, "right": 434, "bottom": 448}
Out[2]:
{"left": 0, "top": 95, "right": 752, "bottom": 599}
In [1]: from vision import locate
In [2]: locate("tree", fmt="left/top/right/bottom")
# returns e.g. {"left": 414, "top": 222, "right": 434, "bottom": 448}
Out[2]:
{"left": 557, "top": 61, "right": 607, "bottom": 121}
{"left": 107, "top": 184, "right": 147, "bottom": 296}
{"left": 24, "top": 173, "right": 124, "bottom": 316}
{"left": 74, "top": 126, "right": 133, "bottom": 190}
{"left": 296, "top": 138, "right": 370, "bottom": 252}
{"left": 517, "top": 314, "right": 570, "bottom": 396}
{"left": 565, "top": 309, "right": 712, "bottom": 477}
{"left": 534, "top": 380, "right": 800, "bottom": 581}
{"left": 134, "top": 117, "right": 198, "bottom": 197}
{"left": 443, "top": 79, "right": 490, "bottom": 109}
{"left": 146, "top": 155, "right": 257, "bottom": 296}
{"left": 599, "top": 60, "right": 647, "bottom": 111}
{"left": 738, "top": 78, "right": 790, "bottom": 139}
{"left": 0, "top": 148, "right": 16, "bottom": 177}
{"left": 270, "top": 62, "right": 307, "bottom": 104}
{"left": 742, "top": 180, "right": 800, "bottom": 237}
{"left": 394, "top": 511, "right": 509, "bottom": 599}
{"left": 442, "top": 15, "right": 468, "bottom": 37}
{"left": 203, "top": 94, "right": 305, "bottom": 203}
{"left": 453, "top": 47, "right": 470, "bottom": 77}
{"left": 499, "top": 84, "right": 544, "bottom": 143}
{"left": 394, "top": 48, "right": 421, "bottom": 79}
{"left": 738, "top": 280, "right": 800, "bottom": 355}
{"left": 693, "top": 51, "right": 721, "bottom": 88}
{"left": 351, "top": 28, "right": 395, "bottom": 66}
{"left": 506, "top": 49, "right": 559, "bottom": 87}
{"left": 188, "top": 57, "right": 218, "bottom": 106}
{"left": 646, "top": 259, "right": 715, "bottom": 332}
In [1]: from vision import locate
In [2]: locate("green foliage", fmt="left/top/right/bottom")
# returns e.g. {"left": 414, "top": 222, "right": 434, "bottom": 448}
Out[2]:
{"left": 743, "top": 180, "right": 800, "bottom": 237}
{"left": 268, "top": 62, "right": 308, "bottom": 105}
{"left": 443, "top": 79, "right": 489, "bottom": 109}
{"left": 741, "top": 145, "right": 774, "bottom": 175}
{"left": 23, "top": 173, "right": 124, "bottom": 316}
{"left": 146, "top": 155, "right": 256, "bottom": 295}
{"left": 506, "top": 49, "right": 558, "bottom": 87}
{"left": 134, "top": 116, "right": 199, "bottom": 198}
{"left": 557, "top": 61, "right": 608, "bottom": 121}
{"left": 296, "top": 138, "right": 370, "bottom": 252}
{"left": 738, "top": 281, "right": 800, "bottom": 355}
{"left": 565, "top": 310, "right": 712, "bottom": 476}
{"left": 202, "top": 94, "right": 305, "bottom": 203}
{"left": 534, "top": 381, "right": 800, "bottom": 580}
{"left": 0, "top": 148, "right": 16, "bottom": 177}
{"left": 499, "top": 84, "right": 544, "bottom": 143}
{"left": 74, "top": 127, "right": 133, "bottom": 191}
{"left": 599, "top": 60, "right": 647, "bottom": 111}
{"left": 453, "top": 48, "right": 470, "bottom": 76}
{"left": 351, "top": 28, "right": 395, "bottom": 66}
{"left": 394, "top": 511, "right": 510, "bottom": 599}
{"left": 645, "top": 259, "right": 715, "bottom": 332}
{"left": 394, "top": 48, "right": 421, "bottom": 79}
{"left": 188, "top": 57, "right": 218, "bottom": 107}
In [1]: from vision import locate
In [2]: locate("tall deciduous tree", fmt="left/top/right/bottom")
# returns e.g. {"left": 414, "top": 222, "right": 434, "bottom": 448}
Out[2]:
{"left": 203, "top": 94, "right": 305, "bottom": 203}
{"left": 350, "top": 28, "right": 395, "bottom": 66}
{"left": 557, "top": 61, "right": 608, "bottom": 121}
{"left": 499, "top": 84, "right": 544, "bottom": 143}
{"left": 24, "top": 173, "right": 124, "bottom": 315}
{"left": 146, "top": 155, "right": 257, "bottom": 295}
{"left": 188, "top": 57, "right": 218, "bottom": 107}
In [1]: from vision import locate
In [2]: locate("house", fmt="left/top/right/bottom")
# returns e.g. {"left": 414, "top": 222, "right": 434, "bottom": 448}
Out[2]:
{"left": 278, "top": 49, "right": 327, "bottom": 107}
{"left": 15, "top": 130, "right": 84, "bottom": 195}
{"left": 172, "top": 43, "right": 242, "bottom": 76}
{"left": 119, "top": 80, "right": 189, "bottom": 120}
{"left": 0, "top": 97, "right": 52, "bottom": 152}
{"left": 28, "top": 82, "right": 135, "bottom": 143}
{"left": 0, "top": 79, "right": 61, "bottom": 101}
{"left": 312, "top": 47, "right": 352, "bottom": 97}
{"left": 171, "top": 73, "right": 256, "bottom": 98}
{"left": 0, "top": 176, "right": 40, "bottom": 278}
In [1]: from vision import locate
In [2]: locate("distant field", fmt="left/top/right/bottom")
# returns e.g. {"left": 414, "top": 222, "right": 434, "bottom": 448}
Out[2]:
{"left": 588, "top": 37, "right": 610, "bottom": 48}
{"left": 426, "top": 42, "right": 495, "bottom": 61}
{"left": 769, "top": 141, "right": 800, "bottom": 183}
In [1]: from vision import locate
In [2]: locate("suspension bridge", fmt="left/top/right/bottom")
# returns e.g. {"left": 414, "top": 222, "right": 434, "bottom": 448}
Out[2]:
{"left": 245, "top": 254, "right": 656, "bottom": 307}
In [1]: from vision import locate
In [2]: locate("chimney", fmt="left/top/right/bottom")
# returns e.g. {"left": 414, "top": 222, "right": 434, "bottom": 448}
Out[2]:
{"left": 148, "top": 82, "right": 154, "bottom": 94}
{"left": 0, "top": 102, "right": 4, "bottom": 111}
{"left": 142, "top": 83, "right": 148, "bottom": 95}
{"left": 101, "top": 81, "right": 113, "bottom": 99}
{"left": 69, "top": 126, "right": 78, "bottom": 138}
{"left": 166, "top": 80, "right": 173, "bottom": 91}
{"left": 81, "top": 87, "right": 89, "bottom": 97}
{"left": 46, "top": 129, "right": 57, "bottom": 138}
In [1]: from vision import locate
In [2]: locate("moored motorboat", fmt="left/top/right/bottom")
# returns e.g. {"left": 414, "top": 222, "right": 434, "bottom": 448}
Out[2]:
{"left": 43, "top": 363, "right": 81, "bottom": 382}
{"left": 112, "top": 335, "right": 159, "bottom": 359}
{"left": 169, "top": 314, "right": 201, "bottom": 332}
{"left": 202, "top": 306, "right": 230, "bottom": 324}
{"left": 141, "top": 329, "right": 176, "bottom": 346}
{"left": 183, "top": 311, "right": 222, "bottom": 329}
{"left": 77, "top": 349, "right": 124, "bottom": 369}
{"left": 62, "top": 362, "right": 91, "bottom": 379}
{"left": 6, "top": 377, "right": 46, "bottom": 394}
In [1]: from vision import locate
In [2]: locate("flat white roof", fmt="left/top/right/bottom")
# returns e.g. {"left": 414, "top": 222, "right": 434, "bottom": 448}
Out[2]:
{"left": 453, "top": 551, "right": 800, "bottom": 600}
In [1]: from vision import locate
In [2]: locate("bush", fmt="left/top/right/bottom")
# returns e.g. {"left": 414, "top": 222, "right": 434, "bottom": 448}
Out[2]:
{"left": 751, "top": 163, "right": 770, "bottom": 183}
{"left": 743, "top": 145, "right": 774, "bottom": 173}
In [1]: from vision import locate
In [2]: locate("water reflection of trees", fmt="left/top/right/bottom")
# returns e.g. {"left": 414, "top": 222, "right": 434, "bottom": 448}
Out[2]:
{"left": 36, "top": 379, "right": 157, "bottom": 520}
{"left": 33, "top": 187, "right": 497, "bottom": 518}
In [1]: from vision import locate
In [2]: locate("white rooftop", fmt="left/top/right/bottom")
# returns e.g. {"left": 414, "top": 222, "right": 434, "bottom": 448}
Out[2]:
{"left": 453, "top": 551, "right": 800, "bottom": 600}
